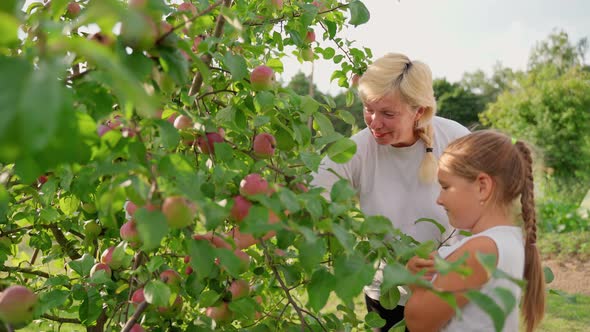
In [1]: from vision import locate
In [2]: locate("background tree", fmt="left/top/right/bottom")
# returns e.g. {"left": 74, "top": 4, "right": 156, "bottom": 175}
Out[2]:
{"left": 481, "top": 30, "right": 590, "bottom": 202}
{"left": 433, "top": 78, "right": 484, "bottom": 128}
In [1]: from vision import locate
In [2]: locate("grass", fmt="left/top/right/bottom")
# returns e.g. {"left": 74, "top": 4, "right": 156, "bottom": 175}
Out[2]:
{"left": 534, "top": 292, "right": 590, "bottom": 332}
{"left": 537, "top": 231, "right": 590, "bottom": 261}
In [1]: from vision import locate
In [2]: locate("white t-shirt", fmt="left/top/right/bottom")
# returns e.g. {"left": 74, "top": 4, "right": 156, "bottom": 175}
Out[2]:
{"left": 438, "top": 226, "right": 525, "bottom": 332}
{"left": 311, "top": 116, "right": 469, "bottom": 301}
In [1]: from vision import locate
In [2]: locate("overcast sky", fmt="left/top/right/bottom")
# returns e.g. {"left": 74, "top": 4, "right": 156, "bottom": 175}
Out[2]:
{"left": 281, "top": 0, "right": 590, "bottom": 94}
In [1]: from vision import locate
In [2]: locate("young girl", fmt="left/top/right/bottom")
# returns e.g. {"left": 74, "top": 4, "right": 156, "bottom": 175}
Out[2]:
{"left": 404, "top": 130, "right": 545, "bottom": 332}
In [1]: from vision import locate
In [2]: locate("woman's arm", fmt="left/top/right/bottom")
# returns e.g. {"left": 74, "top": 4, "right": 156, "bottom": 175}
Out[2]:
{"left": 404, "top": 236, "right": 498, "bottom": 332}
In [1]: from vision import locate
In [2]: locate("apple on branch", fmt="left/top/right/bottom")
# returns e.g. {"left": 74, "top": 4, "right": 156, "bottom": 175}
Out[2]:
{"left": 205, "top": 302, "right": 233, "bottom": 323}
{"left": 178, "top": 2, "right": 197, "bottom": 16}
{"left": 250, "top": 65, "right": 275, "bottom": 91}
{"left": 162, "top": 196, "right": 197, "bottom": 229}
{"left": 173, "top": 115, "right": 193, "bottom": 130}
{"left": 160, "top": 269, "right": 182, "bottom": 291}
{"left": 0, "top": 285, "right": 38, "bottom": 327}
{"left": 120, "top": 220, "right": 141, "bottom": 248}
{"left": 131, "top": 288, "right": 145, "bottom": 307}
{"left": 253, "top": 133, "right": 276, "bottom": 158}
{"left": 239, "top": 173, "right": 271, "bottom": 197}
{"left": 270, "top": 0, "right": 283, "bottom": 10}
{"left": 90, "top": 263, "right": 112, "bottom": 278}
{"left": 196, "top": 132, "right": 224, "bottom": 155}
{"left": 304, "top": 30, "right": 316, "bottom": 44}
{"left": 230, "top": 195, "right": 252, "bottom": 223}
{"left": 229, "top": 279, "right": 250, "bottom": 300}
{"left": 130, "top": 324, "right": 146, "bottom": 332}
{"left": 66, "top": 2, "right": 81, "bottom": 17}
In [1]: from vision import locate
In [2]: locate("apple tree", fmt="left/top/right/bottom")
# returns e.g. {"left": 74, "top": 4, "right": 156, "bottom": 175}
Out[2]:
{"left": 0, "top": 1, "right": 514, "bottom": 332}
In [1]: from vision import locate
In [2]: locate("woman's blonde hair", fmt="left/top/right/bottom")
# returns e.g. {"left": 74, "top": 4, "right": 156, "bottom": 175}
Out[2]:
{"left": 358, "top": 53, "right": 437, "bottom": 183}
{"left": 439, "top": 130, "right": 545, "bottom": 332}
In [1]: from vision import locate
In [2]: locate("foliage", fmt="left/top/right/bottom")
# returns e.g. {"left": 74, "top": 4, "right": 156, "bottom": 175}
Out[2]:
{"left": 433, "top": 78, "right": 484, "bottom": 128}
{"left": 460, "top": 63, "right": 520, "bottom": 109}
{"left": 537, "top": 231, "right": 590, "bottom": 261}
{"left": 0, "top": 1, "right": 526, "bottom": 331}
{"left": 538, "top": 200, "right": 590, "bottom": 234}
{"left": 480, "top": 31, "right": 590, "bottom": 198}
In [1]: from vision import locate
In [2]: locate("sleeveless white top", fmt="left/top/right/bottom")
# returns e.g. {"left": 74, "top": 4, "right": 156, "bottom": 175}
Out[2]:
{"left": 438, "top": 226, "right": 524, "bottom": 332}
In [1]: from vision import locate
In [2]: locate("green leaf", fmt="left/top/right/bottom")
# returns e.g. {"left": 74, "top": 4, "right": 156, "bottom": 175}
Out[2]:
{"left": 224, "top": 53, "right": 248, "bottom": 82}
{"left": 134, "top": 207, "right": 169, "bottom": 252}
{"left": 322, "top": 47, "right": 336, "bottom": 60}
{"left": 313, "top": 112, "right": 335, "bottom": 135}
{"left": 414, "top": 217, "right": 446, "bottom": 236}
{"left": 266, "top": 58, "right": 284, "bottom": 73}
{"left": 299, "top": 151, "right": 323, "bottom": 172}
{"left": 381, "top": 262, "right": 419, "bottom": 290}
{"left": 465, "top": 290, "right": 506, "bottom": 332}
{"left": 307, "top": 268, "right": 335, "bottom": 312}
{"left": 348, "top": 0, "right": 370, "bottom": 26}
{"left": 228, "top": 297, "right": 257, "bottom": 318}
{"left": 144, "top": 280, "right": 172, "bottom": 307}
{"left": 379, "top": 286, "right": 400, "bottom": 310}
{"left": 187, "top": 238, "right": 216, "bottom": 280}
{"left": 296, "top": 236, "right": 326, "bottom": 272}
{"left": 330, "top": 179, "right": 356, "bottom": 202}
{"left": 300, "top": 95, "right": 320, "bottom": 118}
{"left": 543, "top": 266, "right": 555, "bottom": 284}
{"left": 68, "top": 253, "right": 96, "bottom": 277}
{"left": 332, "top": 223, "right": 355, "bottom": 253}
{"left": 327, "top": 137, "right": 357, "bottom": 163}
{"left": 278, "top": 189, "right": 300, "bottom": 214}
{"left": 216, "top": 248, "right": 243, "bottom": 277}
{"left": 59, "top": 195, "right": 80, "bottom": 217}
{"left": 158, "top": 121, "right": 181, "bottom": 149}
{"left": 364, "top": 311, "right": 386, "bottom": 328}
{"left": 0, "top": 12, "right": 19, "bottom": 46}
{"left": 37, "top": 289, "right": 70, "bottom": 314}
{"left": 159, "top": 47, "right": 189, "bottom": 85}
{"left": 333, "top": 254, "right": 375, "bottom": 303}
{"left": 360, "top": 216, "right": 394, "bottom": 235}
{"left": 79, "top": 288, "right": 102, "bottom": 326}
{"left": 492, "top": 287, "right": 517, "bottom": 316}
{"left": 337, "top": 109, "right": 356, "bottom": 125}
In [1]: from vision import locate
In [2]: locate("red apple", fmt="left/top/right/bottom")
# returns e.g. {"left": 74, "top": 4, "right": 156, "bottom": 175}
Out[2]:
{"left": 162, "top": 196, "right": 197, "bottom": 229}
{"left": 230, "top": 195, "right": 252, "bottom": 223}
{"left": 305, "top": 30, "right": 316, "bottom": 43}
{"left": 160, "top": 269, "right": 182, "bottom": 289}
{"left": 125, "top": 200, "right": 137, "bottom": 217}
{"left": 196, "top": 132, "right": 224, "bottom": 155}
{"left": 250, "top": 65, "right": 275, "bottom": 91}
{"left": 130, "top": 324, "right": 145, "bottom": 332}
{"left": 192, "top": 35, "right": 204, "bottom": 52}
{"left": 66, "top": 2, "right": 81, "bottom": 17}
{"left": 205, "top": 302, "right": 232, "bottom": 323}
{"left": 351, "top": 73, "right": 360, "bottom": 88}
{"left": 128, "top": 0, "right": 147, "bottom": 8}
{"left": 107, "top": 115, "right": 122, "bottom": 129}
{"left": 229, "top": 279, "right": 250, "bottom": 300}
{"left": 120, "top": 220, "right": 140, "bottom": 245}
{"left": 173, "top": 115, "right": 193, "bottom": 130}
{"left": 185, "top": 266, "right": 193, "bottom": 275}
{"left": 253, "top": 133, "right": 276, "bottom": 158}
{"left": 37, "top": 175, "right": 48, "bottom": 186}
{"left": 90, "top": 263, "right": 112, "bottom": 278}
{"left": 184, "top": 255, "right": 191, "bottom": 264}
{"left": 0, "top": 285, "right": 37, "bottom": 325}
{"left": 239, "top": 173, "right": 270, "bottom": 197}
{"left": 178, "top": 2, "right": 197, "bottom": 15}
{"left": 100, "top": 246, "right": 126, "bottom": 269}
{"left": 131, "top": 288, "right": 145, "bottom": 307}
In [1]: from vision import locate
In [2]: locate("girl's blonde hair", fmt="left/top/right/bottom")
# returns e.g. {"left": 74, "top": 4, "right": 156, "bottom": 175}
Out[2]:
{"left": 358, "top": 53, "right": 437, "bottom": 183}
{"left": 439, "top": 130, "right": 545, "bottom": 332}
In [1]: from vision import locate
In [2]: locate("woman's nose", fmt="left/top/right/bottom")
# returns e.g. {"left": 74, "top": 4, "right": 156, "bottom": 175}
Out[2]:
{"left": 369, "top": 114, "right": 381, "bottom": 130}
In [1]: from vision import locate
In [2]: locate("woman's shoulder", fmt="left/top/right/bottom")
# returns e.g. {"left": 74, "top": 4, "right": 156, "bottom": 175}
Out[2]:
{"left": 432, "top": 116, "right": 470, "bottom": 146}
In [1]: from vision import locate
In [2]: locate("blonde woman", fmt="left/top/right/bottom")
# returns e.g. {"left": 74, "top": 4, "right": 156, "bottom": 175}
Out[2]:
{"left": 312, "top": 53, "right": 469, "bottom": 331}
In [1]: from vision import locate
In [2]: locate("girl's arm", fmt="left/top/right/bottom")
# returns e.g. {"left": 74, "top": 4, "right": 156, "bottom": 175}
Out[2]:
{"left": 404, "top": 236, "right": 498, "bottom": 332}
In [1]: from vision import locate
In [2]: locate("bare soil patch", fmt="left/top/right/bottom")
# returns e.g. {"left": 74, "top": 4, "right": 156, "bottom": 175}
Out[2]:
{"left": 543, "top": 257, "right": 590, "bottom": 295}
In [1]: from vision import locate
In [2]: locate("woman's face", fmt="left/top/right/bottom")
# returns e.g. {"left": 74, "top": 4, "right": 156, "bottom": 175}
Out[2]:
{"left": 363, "top": 92, "right": 423, "bottom": 147}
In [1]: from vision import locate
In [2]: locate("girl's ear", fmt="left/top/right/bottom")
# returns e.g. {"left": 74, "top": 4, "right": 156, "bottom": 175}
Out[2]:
{"left": 476, "top": 172, "right": 494, "bottom": 202}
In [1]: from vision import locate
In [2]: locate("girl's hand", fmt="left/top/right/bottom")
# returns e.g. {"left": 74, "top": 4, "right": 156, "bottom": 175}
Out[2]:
{"left": 407, "top": 254, "right": 436, "bottom": 281}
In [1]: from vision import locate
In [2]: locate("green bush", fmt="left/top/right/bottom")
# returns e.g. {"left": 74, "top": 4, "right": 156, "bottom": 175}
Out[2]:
{"left": 538, "top": 200, "right": 589, "bottom": 233}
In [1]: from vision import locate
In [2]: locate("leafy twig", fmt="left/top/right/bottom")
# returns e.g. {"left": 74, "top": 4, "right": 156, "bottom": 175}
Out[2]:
{"left": 0, "top": 266, "right": 50, "bottom": 278}
{"left": 41, "top": 314, "right": 81, "bottom": 324}
{"left": 156, "top": 0, "right": 225, "bottom": 44}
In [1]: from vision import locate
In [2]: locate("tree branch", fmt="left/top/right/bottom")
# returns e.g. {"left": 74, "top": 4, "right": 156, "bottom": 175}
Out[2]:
{"left": 260, "top": 241, "right": 311, "bottom": 332}
{"left": 188, "top": 0, "right": 233, "bottom": 97}
{"left": 121, "top": 301, "right": 148, "bottom": 332}
{"left": 48, "top": 224, "right": 81, "bottom": 260}
{"left": 0, "top": 266, "right": 50, "bottom": 278}
{"left": 156, "top": 0, "right": 225, "bottom": 45}
{"left": 244, "top": 3, "right": 350, "bottom": 26}
{"left": 42, "top": 314, "right": 81, "bottom": 324}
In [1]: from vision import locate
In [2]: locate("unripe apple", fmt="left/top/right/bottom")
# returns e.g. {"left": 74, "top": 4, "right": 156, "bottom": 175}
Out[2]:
{"left": 230, "top": 195, "right": 252, "bottom": 223}
{"left": 66, "top": 2, "right": 81, "bottom": 17}
{"left": 173, "top": 115, "right": 193, "bottom": 130}
{"left": 305, "top": 30, "right": 316, "bottom": 44}
{"left": 160, "top": 269, "right": 182, "bottom": 290}
{"left": 81, "top": 201, "right": 97, "bottom": 214}
{"left": 100, "top": 246, "right": 125, "bottom": 270}
{"left": 253, "top": 133, "right": 276, "bottom": 158}
{"left": 90, "top": 263, "right": 112, "bottom": 278}
{"left": 239, "top": 173, "right": 270, "bottom": 197}
{"left": 178, "top": 2, "right": 197, "bottom": 15}
{"left": 130, "top": 324, "right": 145, "bottom": 332}
{"left": 250, "top": 65, "right": 275, "bottom": 91}
{"left": 131, "top": 288, "right": 145, "bottom": 307}
{"left": 0, "top": 285, "right": 37, "bottom": 325}
{"left": 120, "top": 220, "right": 140, "bottom": 244}
{"left": 196, "top": 132, "right": 224, "bottom": 155}
{"left": 97, "top": 124, "right": 112, "bottom": 137}
{"left": 205, "top": 302, "right": 232, "bottom": 323}
{"left": 301, "top": 48, "right": 314, "bottom": 62}
{"left": 162, "top": 196, "right": 197, "bottom": 229}
{"left": 158, "top": 295, "right": 183, "bottom": 318}
{"left": 270, "top": 0, "right": 283, "bottom": 10}
{"left": 229, "top": 279, "right": 250, "bottom": 300}
{"left": 83, "top": 220, "right": 102, "bottom": 239}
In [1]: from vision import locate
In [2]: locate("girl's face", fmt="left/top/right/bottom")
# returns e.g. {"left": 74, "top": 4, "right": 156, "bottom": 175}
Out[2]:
{"left": 436, "top": 168, "right": 483, "bottom": 230}
{"left": 363, "top": 92, "right": 423, "bottom": 147}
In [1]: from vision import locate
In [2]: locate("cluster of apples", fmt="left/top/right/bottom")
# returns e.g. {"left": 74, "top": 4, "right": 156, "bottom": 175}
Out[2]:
{"left": 170, "top": 113, "right": 226, "bottom": 153}
{"left": 130, "top": 269, "right": 184, "bottom": 320}
{"left": 204, "top": 279, "right": 263, "bottom": 324}
{"left": 97, "top": 115, "right": 136, "bottom": 139}
{"left": 0, "top": 285, "right": 38, "bottom": 329}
